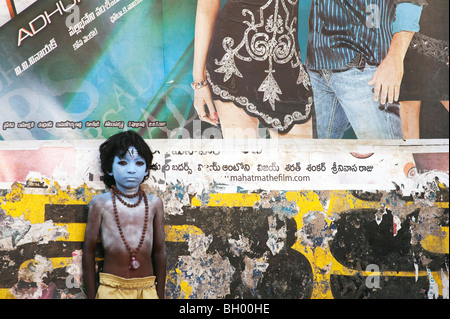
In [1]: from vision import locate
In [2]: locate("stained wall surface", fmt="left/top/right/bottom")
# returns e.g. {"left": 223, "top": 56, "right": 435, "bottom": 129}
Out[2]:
{"left": 0, "top": 140, "right": 448, "bottom": 299}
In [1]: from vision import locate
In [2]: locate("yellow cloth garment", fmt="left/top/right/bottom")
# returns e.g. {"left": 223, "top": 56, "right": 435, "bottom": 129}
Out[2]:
{"left": 96, "top": 273, "right": 158, "bottom": 299}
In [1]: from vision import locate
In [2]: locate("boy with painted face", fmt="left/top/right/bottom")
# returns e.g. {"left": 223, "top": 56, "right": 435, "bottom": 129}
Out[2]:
{"left": 82, "top": 131, "right": 166, "bottom": 299}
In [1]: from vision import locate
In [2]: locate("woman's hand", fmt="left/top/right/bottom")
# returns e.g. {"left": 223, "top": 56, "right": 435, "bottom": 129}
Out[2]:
{"left": 193, "top": 85, "right": 219, "bottom": 126}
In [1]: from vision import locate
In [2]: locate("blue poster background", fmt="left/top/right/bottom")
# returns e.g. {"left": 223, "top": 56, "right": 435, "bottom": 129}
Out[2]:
{"left": 0, "top": 0, "right": 200, "bottom": 140}
{"left": 0, "top": 0, "right": 312, "bottom": 141}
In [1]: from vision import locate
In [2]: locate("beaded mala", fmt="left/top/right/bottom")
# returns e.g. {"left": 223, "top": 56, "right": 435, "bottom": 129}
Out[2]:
{"left": 111, "top": 185, "right": 149, "bottom": 270}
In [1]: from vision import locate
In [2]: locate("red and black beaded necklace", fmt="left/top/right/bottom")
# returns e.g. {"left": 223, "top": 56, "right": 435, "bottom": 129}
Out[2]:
{"left": 111, "top": 185, "right": 149, "bottom": 270}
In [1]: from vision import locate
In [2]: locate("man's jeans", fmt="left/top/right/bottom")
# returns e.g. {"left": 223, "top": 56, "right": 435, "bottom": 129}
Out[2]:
{"left": 309, "top": 65, "right": 403, "bottom": 139}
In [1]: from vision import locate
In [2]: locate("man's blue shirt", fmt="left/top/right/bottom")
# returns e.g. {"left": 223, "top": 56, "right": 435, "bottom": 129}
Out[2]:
{"left": 305, "top": 0, "right": 424, "bottom": 70}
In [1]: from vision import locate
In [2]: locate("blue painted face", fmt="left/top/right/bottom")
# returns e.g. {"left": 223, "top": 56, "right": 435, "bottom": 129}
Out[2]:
{"left": 110, "top": 147, "right": 148, "bottom": 194}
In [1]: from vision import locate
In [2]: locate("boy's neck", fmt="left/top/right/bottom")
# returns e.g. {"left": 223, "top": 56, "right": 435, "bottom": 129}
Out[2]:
{"left": 114, "top": 184, "right": 140, "bottom": 196}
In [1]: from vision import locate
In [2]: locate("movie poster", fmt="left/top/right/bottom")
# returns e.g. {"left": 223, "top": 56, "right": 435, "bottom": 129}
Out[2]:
{"left": 0, "top": 0, "right": 448, "bottom": 301}
{"left": 0, "top": 0, "right": 199, "bottom": 140}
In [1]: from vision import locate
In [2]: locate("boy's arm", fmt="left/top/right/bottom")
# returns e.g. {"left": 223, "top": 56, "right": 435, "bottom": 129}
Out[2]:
{"left": 82, "top": 198, "right": 102, "bottom": 299}
{"left": 152, "top": 197, "right": 166, "bottom": 299}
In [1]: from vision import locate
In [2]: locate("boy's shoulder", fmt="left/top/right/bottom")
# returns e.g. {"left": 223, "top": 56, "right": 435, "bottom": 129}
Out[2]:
{"left": 89, "top": 191, "right": 112, "bottom": 207}
{"left": 145, "top": 192, "right": 161, "bottom": 202}
{"left": 145, "top": 192, "right": 163, "bottom": 207}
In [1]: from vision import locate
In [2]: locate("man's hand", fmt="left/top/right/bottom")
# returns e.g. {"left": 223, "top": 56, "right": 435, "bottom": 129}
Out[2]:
{"left": 368, "top": 54, "right": 404, "bottom": 104}
{"left": 368, "top": 31, "right": 415, "bottom": 105}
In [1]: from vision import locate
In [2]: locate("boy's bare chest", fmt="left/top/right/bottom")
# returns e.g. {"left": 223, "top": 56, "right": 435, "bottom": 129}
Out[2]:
{"left": 100, "top": 201, "right": 155, "bottom": 252}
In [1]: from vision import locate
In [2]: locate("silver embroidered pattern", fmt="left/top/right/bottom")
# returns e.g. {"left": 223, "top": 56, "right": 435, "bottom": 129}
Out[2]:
{"left": 410, "top": 33, "right": 449, "bottom": 64}
{"left": 207, "top": 71, "right": 313, "bottom": 132}
{"left": 213, "top": 0, "right": 310, "bottom": 112}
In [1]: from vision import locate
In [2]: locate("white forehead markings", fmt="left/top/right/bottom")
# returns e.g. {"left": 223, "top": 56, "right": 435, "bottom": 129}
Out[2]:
{"left": 127, "top": 147, "right": 138, "bottom": 160}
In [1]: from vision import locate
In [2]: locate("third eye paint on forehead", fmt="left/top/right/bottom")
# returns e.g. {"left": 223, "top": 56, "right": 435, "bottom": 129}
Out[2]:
{"left": 127, "top": 147, "right": 138, "bottom": 160}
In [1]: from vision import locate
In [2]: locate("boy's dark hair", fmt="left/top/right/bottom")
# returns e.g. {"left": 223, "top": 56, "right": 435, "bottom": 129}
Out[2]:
{"left": 99, "top": 131, "right": 157, "bottom": 188}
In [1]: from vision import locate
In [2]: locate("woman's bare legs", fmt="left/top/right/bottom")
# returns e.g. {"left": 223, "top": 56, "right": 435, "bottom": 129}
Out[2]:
{"left": 400, "top": 101, "right": 421, "bottom": 139}
{"left": 269, "top": 118, "right": 313, "bottom": 139}
{"left": 215, "top": 99, "right": 313, "bottom": 139}
{"left": 214, "top": 100, "right": 260, "bottom": 139}
{"left": 400, "top": 101, "right": 449, "bottom": 139}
